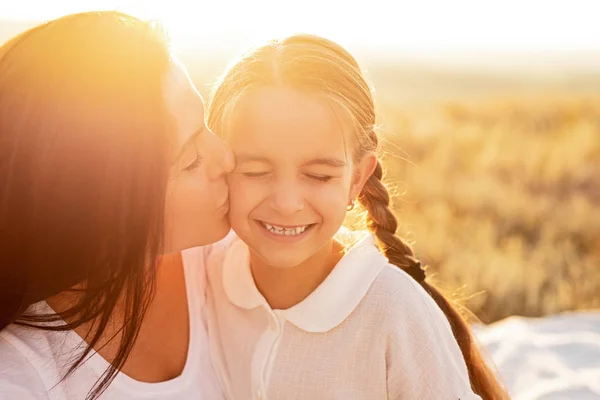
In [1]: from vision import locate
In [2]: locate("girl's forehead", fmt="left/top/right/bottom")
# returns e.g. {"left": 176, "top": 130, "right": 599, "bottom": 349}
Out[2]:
{"left": 229, "top": 87, "right": 354, "bottom": 159}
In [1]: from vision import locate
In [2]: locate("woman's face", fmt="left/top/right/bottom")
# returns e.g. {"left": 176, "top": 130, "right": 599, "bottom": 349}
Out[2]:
{"left": 162, "top": 59, "right": 234, "bottom": 253}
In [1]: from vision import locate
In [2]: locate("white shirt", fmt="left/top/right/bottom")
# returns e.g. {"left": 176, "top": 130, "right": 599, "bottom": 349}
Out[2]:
{"left": 202, "top": 233, "right": 482, "bottom": 400}
{"left": 0, "top": 249, "right": 224, "bottom": 400}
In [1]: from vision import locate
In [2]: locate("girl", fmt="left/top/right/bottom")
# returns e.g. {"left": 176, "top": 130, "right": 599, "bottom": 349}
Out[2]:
{"left": 201, "top": 35, "right": 508, "bottom": 399}
{"left": 0, "top": 11, "right": 232, "bottom": 400}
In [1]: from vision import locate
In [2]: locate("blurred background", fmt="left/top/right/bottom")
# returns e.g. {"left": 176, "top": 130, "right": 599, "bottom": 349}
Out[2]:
{"left": 2, "top": 2, "right": 599, "bottom": 397}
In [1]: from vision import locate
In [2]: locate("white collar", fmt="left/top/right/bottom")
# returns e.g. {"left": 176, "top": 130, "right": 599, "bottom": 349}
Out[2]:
{"left": 222, "top": 233, "right": 388, "bottom": 333}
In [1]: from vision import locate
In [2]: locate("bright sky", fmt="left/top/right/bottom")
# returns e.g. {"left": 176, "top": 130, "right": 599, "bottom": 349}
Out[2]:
{"left": 1, "top": 0, "right": 599, "bottom": 54}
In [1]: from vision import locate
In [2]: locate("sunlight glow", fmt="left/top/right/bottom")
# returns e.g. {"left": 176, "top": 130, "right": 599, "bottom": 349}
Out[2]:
{"left": 1, "top": 0, "right": 600, "bottom": 53}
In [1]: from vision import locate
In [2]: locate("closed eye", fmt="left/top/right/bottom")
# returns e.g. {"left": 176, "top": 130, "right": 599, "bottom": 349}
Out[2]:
{"left": 306, "top": 174, "right": 334, "bottom": 182}
{"left": 241, "top": 171, "right": 270, "bottom": 178}
{"left": 182, "top": 146, "right": 202, "bottom": 172}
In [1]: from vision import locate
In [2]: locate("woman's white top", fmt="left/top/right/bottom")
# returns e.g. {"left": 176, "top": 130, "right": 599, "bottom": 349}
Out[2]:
{"left": 201, "top": 232, "right": 482, "bottom": 400}
{"left": 0, "top": 248, "right": 224, "bottom": 400}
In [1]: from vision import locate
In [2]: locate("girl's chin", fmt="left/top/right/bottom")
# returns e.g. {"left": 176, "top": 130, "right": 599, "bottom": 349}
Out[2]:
{"left": 252, "top": 252, "right": 308, "bottom": 270}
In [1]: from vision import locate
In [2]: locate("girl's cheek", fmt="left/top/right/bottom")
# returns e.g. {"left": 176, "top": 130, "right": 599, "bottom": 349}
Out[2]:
{"left": 228, "top": 178, "right": 266, "bottom": 209}
{"left": 227, "top": 175, "right": 250, "bottom": 195}
{"left": 305, "top": 183, "right": 351, "bottom": 210}
{"left": 309, "top": 176, "right": 352, "bottom": 197}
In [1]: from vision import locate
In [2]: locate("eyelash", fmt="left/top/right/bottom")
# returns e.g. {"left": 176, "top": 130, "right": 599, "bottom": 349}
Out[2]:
{"left": 183, "top": 148, "right": 202, "bottom": 172}
{"left": 242, "top": 172, "right": 268, "bottom": 178}
{"left": 307, "top": 174, "right": 333, "bottom": 182}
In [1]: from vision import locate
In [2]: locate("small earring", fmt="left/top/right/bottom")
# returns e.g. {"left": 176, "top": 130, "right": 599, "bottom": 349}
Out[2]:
{"left": 346, "top": 200, "right": 356, "bottom": 211}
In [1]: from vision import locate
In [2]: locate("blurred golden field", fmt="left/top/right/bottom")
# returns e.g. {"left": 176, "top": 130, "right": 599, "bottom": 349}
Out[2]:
{"left": 380, "top": 95, "right": 599, "bottom": 323}
{"left": 362, "top": 63, "right": 600, "bottom": 324}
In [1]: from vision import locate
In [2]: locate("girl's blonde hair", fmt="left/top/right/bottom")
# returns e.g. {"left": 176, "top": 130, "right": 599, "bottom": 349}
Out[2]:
{"left": 207, "top": 34, "right": 508, "bottom": 399}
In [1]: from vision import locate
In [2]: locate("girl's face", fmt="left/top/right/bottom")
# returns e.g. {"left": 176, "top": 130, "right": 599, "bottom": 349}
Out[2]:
{"left": 163, "top": 59, "right": 235, "bottom": 253}
{"left": 227, "top": 86, "right": 375, "bottom": 268}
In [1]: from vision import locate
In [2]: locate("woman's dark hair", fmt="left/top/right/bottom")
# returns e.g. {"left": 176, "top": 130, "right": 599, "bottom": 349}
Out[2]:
{"left": 0, "top": 11, "right": 173, "bottom": 399}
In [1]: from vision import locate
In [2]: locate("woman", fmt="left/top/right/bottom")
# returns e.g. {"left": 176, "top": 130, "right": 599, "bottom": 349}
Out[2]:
{"left": 0, "top": 11, "right": 232, "bottom": 400}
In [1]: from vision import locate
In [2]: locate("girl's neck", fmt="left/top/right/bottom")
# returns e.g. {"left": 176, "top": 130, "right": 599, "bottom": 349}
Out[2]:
{"left": 249, "top": 240, "right": 344, "bottom": 310}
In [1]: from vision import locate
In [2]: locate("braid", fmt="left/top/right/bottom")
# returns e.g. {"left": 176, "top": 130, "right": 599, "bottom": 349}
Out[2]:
{"left": 358, "top": 160, "right": 426, "bottom": 282}
{"left": 358, "top": 160, "right": 508, "bottom": 399}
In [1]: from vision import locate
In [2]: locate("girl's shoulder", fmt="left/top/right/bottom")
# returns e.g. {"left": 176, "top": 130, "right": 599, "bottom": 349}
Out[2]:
{"left": 364, "top": 263, "right": 481, "bottom": 399}
{"left": 370, "top": 264, "right": 433, "bottom": 309}
{"left": 364, "top": 263, "right": 454, "bottom": 336}
{"left": 333, "top": 232, "right": 452, "bottom": 335}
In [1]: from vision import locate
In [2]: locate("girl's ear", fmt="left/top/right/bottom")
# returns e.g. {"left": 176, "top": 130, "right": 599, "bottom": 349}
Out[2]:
{"left": 349, "top": 152, "right": 377, "bottom": 201}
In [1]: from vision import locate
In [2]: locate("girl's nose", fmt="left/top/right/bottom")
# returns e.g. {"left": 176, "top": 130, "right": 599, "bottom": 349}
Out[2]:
{"left": 270, "top": 179, "right": 304, "bottom": 215}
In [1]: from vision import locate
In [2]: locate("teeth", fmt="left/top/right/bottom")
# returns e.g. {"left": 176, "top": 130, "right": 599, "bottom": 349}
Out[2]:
{"left": 261, "top": 222, "right": 309, "bottom": 236}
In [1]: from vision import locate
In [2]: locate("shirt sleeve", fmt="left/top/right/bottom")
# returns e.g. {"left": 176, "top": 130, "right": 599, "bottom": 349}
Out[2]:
{"left": 384, "top": 270, "right": 482, "bottom": 400}
{"left": 0, "top": 336, "right": 50, "bottom": 400}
